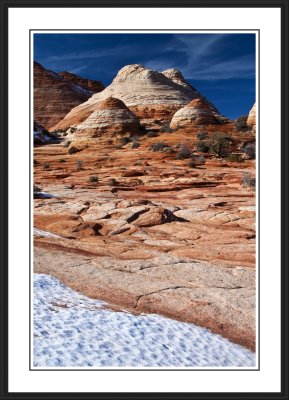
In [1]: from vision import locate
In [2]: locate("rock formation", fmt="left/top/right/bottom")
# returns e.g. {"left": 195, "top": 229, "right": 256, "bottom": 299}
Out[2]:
{"left": 72, "top": 97, "right": 141, "bottom": 143}
{"left": 33, "top": 120, "right": 56, "bottom": 145}
{"left": 51, "top": 64, "right": 214, "bottom": 131}
{"left": 34, "top": 62, "right": 104, "bottom": 130}
{"left": 247, "top": 103, "right": 256, "bottom": 130}
{"left": 170, "top": 98, "right": 227, "bottom": 128}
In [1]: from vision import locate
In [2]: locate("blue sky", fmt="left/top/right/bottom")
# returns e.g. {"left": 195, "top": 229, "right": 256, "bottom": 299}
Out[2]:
{"left": 34, "top": 33, "right": 256, "bottom": 119}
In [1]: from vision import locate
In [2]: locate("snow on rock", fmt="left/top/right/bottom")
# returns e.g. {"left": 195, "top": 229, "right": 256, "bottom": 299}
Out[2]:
{"left": 33, "top": 274, "right": 255, "bottom": 368}
{"left": 33, "top": 228, "right": 62, "bottom": 239}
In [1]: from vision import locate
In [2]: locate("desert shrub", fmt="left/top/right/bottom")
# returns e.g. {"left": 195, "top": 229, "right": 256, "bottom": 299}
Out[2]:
{"left": 131, "top": 141, "right": 140, "bottom": 149}
{"left": 63, "top": 140, "right": 71, "bottom": 148}
{"left": 241, "top": 142, "right": 256, "bottom": 160}
{"left": 89, "top": 175, "right": 98, "bottom": 183}
{"left": 33, "top": 159, "right": 38, "bottom": 166}
{"left": 108, "top": 178, "right": 118, "bottom": 186}
{"left": 59, "top": 158, "right": 66, "bottom": 163}
{"left": 175, "top": 144, "right": 192, "bottom": 160}
{"left": 198, "top": 156, "right": 205, "bottom": 164}
{"left": 241, "top": 173, "right": 256, "bottom": 189}
{"left": 150, "top": 142, "right": 168, "bottom": 152}
{"left": 197, "top": 131, "right": 208, "bottom": 140}
{"left": 76, "top": 160, "right": 83, "bottom": 170}
{"left": 187, "top": 158, "right": 197, "bottom": 168}
{"left": 163, "top": 147, "right": 175, "bottom": 154}
{"left": 63, "top": 132, "right": 68, "bottom": 137}
{"left": 43, "top": 162, "right": 50, "bottom": 170}
{"left": 68, "top": 146, "right": 80, "bottom": 155}
{"left": 235, "top": 115, "right": 249, "bottom": 132}
{"left": 147, "top": 131, "right": 159, "bottom": 138}
{"left": 226, "top": 154, "right": 244, "bottom": 162}
{"left": 33, "top": 184, "right": 41, "bottom": 193}
{"left": 208, "top": 133, "right": 232, "bottom": 157}
{"left": 70, "top": 127, "right": 77, "bottom": 133}
{"left": 159, "top": 123, "right": 179, "bottom": 133}
{"left": 119, "top": 136, "right": 131, "bottom": 146}
{"left": 196, "top": 141, "right": 210, "bottom": 153}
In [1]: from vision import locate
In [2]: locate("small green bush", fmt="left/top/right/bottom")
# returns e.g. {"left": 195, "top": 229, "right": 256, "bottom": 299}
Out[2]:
{"left": 76, "top": 160, "right": 84, "bottom": 170}
{"left": 68, "top": 146, "right": 79, "bottom": 155}
{"left": 187, "top": 158, "right": 197, "bottom": 168}
{"left": 59, "top": 159, "right": 66, "bottom": 163}
{"left": 196, "top": 141, "right": 210, "bottom": 153}
{"left": 235, "top": 115, "right": 249, "bottom": 132}
{"left": 197, "top": 132, "right": 208, "bottom": 140}
{"left": 241, "top": 173, "right": 256, "bottom": 189}
{"left": 159, "top": 123, "right": 179, "bottom": 133}
{"left": 208, "top": 133, "right": 232, "bottom": 157}
{"left": 131, "top": 141, "right": 140, "bottom": 149}
{"left": 33, "top": 184, "right": 41, "bottom": 193}
{"left": 241, "top": 142, "right": 256, "bottom": 160}
{"left": 226, "top": 154, "right": 244, "bottom": 162}
{"left": 43, "top": 162, "right": 50, "bottom": 170}
{"left": 175, "top": 144, "right": 192, "bottom": 160}
{"left": 147, "top": 131, "right": 159, "bottom": 138}
{"left": 108, "top": 178, "right": 118, "bottom": 186}
{"left": 89, "top": 175, "right": 98, "bottom": 183}
{"left": 119, "top": 137, "right": 131, "bottom": 146}
{"left": 150, "top": 142, "right": 168, "bottom": 152}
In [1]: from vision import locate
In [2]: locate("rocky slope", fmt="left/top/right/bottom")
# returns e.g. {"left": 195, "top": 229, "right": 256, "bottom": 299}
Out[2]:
{"left": 52, "top": 64, "right": 227, "bottom": 132}
{"left": 71, "top": 97, "right": 141, "bottom": 144}
{"left": 247, "top": 103, "right": 256, "bottom": 131}
{"left": 34, "top": 62, "right": 104, "bottom": 130}
{"left": 170, "top": 98, "right": 226, "bottom": 128}
{"left": 33, "top": 123, "right": 256, "bottom": 350}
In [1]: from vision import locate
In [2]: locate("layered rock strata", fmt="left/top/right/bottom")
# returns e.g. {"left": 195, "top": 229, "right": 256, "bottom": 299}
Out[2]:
{"left": 52, "top": 64, "right": 221, "bottom": 131}
{"left": 170, "top": 98, "right": 226, "bottom": 128}
{"left": 34, "top": 62, "right": 104, "bottom": 130}
{"left": 72, "top": 97, "right": 141, "bottom": 143}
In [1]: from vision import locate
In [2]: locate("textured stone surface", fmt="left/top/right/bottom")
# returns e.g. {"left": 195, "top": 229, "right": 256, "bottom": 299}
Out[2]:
{"left": 247, "top": 103, "right": 256, "bottom": 130}
{"left": 170, "top": 98, "right": 227, "bottom": 128}
{"left": 33, "top": 120, "right": 256, "bottom": 349}
{"left": 34, "top": 62, "right": 104, "bottom": 130}
{"left": 72, "top": 97, "right": 140, "bottom": 143}
{"left": 34, "top": 245, "right": 255, "bottom": 350}
{"left": 52, "top": 64, "right": 226, "bottom": 131}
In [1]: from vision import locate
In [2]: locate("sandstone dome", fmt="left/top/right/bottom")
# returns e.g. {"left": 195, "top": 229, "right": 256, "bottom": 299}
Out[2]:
{"left": 247, "top": 103, "right": 256, "bottom": 130}
{"left": 170, "top": 98, "right": 227, "bottom": 128}
{"left": 72, "top": 96, "right": 140, "bottom": 142}
{"left": 51, "top": 64, "right": 204, "bottom": 131}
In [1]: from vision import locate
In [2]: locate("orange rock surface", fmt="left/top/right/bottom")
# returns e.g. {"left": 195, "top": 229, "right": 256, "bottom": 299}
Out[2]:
{"left": 34, "top": 123, "right": 256, "bottom": 349}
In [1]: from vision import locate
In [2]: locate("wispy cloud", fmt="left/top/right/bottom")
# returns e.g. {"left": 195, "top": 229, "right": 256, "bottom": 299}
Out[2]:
{"left": 144, "top": 34, "right": 255, "bottom": 81}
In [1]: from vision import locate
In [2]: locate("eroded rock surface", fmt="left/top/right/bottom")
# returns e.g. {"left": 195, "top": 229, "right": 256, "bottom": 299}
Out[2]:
{"left": 52, "top": 64, "right": 220, "bottom": 131}
{"left": 34, "top": 62, "right": 104, "bottom": 130}
{"left": 34, "top": 124, "right": 256, "bottom": 349}
{"left": 170, "top": 98, "right": 227, "bottom": 128}
{"left": 72, "top": 97, "right": 141, "bottom": 143}
{"left": 247, "top": 103, "right": 256, "bottom": 131}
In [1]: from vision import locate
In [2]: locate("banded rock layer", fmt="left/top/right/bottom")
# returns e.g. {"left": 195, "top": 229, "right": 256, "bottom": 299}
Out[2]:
{"left": 34, "top": 62, "right": 104, "bottom": 130}
{"left": 72, "top": 97, "right": 141, "bottom": 142}
{"left": 170, "top": 98, "right": 227, "bottom": 128}
{"left": 52, "top": 64, "right": 210, "bottom": 131}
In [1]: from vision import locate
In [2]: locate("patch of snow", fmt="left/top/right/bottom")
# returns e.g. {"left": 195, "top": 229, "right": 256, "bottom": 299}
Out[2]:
{"left": 33, "top": 274, "right": 256, "bottom": 368}
{"left": 34, "top": 228, "right": 62, "bottom": 239}
{"left": 36, "top": 192, "right": 57, "bottom": 199}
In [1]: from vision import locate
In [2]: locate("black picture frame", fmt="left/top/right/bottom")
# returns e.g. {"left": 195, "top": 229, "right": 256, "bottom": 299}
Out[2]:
{"left": 0, "top": 0, "right": 288, "bottom": 399}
